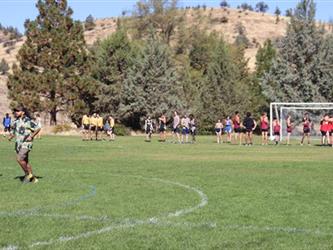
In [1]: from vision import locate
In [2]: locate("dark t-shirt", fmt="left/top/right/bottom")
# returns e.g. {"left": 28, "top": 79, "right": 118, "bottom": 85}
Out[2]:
{"left": 243, "top": 117, "right": 255, "bottom": 130}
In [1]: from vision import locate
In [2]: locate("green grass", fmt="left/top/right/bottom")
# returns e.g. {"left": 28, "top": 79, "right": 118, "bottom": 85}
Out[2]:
{"left": 1, "top": 136, "right": 333, "bottom": 249}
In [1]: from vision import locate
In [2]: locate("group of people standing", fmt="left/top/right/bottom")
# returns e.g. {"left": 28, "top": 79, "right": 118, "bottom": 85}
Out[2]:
{"left": 215, "top": 112, "right": 258, "bottom": 146}
{"left": 215, "top": 111, "right": 333, "bottom": 146}
{"left": 81, "top": 113, "right": 115, "bottom": 141}
{"left": 81, "top": 111, "right": 333, "bottom": 146}
{"left": 144, "top": 111, "right": 196, "bottom": 143}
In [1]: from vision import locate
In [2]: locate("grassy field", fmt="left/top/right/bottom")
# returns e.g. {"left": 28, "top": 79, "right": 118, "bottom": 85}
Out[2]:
{"left": 1, "top": 135, "right": 333, "bottom": 249}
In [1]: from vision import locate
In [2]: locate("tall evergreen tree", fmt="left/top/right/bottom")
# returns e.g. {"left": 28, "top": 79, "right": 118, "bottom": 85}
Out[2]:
{"left": 119, "top": 31, "right": 184, "bottom": 129}
{"left": 262, "top": 0, "right": 327, "bottom": 102}
{"left": 316, "top": 34, "right": 333, "bottom": 101}
{"left": 234, "top": 22, "right": 250, "bottom": 48}
{"left": 239, "top": 3, "right": 254, "bottom": 11}
{"left": 7, "top": 0, "right": 98, "bottom": 125}
{"left": 200, "top": 39, "right": 253, "bottom": 123}
{"left": 91, "top": 28, "right": 134, "bottom": 118}
{"left": 255, "top": 39, "right": 276, "bottom": 78}
{"left": 255, "top": 1, "right": 269, "bottom": 14}
{"left": 220, "top": 1, "right": 229, "bottom": 8}
{"left": 85, "top": 14, "right": 96, "bottom": 31}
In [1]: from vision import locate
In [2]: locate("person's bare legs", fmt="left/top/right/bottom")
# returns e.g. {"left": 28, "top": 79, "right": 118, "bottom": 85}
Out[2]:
{"left": 307, "top": 134, "right": 311, "bottom": 145}
{"left": 301, "top": 134, "right": 305, "bottom": 145}
{"left": 17, "top": 159, "right": 29, "bottom": 175}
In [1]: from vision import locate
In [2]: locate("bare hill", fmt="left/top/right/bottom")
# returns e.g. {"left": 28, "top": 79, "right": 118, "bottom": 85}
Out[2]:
{"left": 0, "top": 7, "right": 288, "bottom": 119}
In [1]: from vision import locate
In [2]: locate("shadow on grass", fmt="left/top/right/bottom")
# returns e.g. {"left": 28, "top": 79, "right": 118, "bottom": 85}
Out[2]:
{"left": 14, "top": 176, "right": 43, "bottom": 182}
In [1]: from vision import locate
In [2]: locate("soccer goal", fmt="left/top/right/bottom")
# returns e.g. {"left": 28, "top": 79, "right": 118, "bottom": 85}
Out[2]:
{"left": 269, "top": 102, "right": 333, "bottom": 141}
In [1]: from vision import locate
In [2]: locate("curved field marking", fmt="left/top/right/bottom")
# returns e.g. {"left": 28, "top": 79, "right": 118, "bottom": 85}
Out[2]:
{"left": 0, "top": 185, "right": 96, "bottom": 218}
{"left": 222, "top": 224, "right": 333, "bottom": 237}
{"left": 112, "top": 175, "right": 208, "bottom": 219}
{"left": 25, "top": 176, "right": 209, "bottom": 248}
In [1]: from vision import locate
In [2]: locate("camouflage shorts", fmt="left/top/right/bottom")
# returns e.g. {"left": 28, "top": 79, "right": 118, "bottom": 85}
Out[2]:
{"left": 16, "top": 148, "right": 30, "bottom": 162}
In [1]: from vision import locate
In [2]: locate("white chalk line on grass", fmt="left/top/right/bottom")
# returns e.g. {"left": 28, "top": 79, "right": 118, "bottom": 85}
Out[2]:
{"left": 1, "top": 175, "right": 209, "bottom": 249}
{"left": 0, "top": 185, "right": 96, "bottom": 218}
{"left": 4, "top": 174, "right": 332, "bottom": 250}
{"left": 24, "top": 176, "right": 209, "bottom": 248}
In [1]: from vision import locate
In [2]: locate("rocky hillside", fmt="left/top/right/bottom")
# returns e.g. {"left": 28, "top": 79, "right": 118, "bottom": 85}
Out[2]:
{"left": 0, "top": 7, "right": 289, "bottom": 119}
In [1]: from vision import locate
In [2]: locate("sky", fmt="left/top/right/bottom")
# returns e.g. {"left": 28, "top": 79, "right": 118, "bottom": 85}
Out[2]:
{"left": 0, "top": 0, "right": 332, "bottom": 33}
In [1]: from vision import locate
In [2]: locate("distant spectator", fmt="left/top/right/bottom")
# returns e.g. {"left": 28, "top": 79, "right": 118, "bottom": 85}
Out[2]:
{"left": 3, "top": 113, "right": 11, "bottom": 135}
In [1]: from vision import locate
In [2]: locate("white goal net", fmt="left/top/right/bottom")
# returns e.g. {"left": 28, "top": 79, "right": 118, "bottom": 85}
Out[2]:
{"left": 270, "top": 103, "right": 333, "bottom": 141}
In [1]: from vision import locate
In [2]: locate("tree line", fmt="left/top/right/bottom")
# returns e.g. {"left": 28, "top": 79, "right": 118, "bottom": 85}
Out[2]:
{"left": 6, "top": 0, "right": 333, "bottom": 131}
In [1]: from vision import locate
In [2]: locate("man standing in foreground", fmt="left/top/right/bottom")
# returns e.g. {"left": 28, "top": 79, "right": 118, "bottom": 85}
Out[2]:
{"left": 8, "top": 106, "right": 41, "bottom": 183}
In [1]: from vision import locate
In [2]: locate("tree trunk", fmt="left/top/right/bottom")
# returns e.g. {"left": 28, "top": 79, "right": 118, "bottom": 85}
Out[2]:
{"left": 50, "top": 108, "right": 57, "bottom": 125}
{"left": 49, "top": 90, "right": 57, "bottom": 125}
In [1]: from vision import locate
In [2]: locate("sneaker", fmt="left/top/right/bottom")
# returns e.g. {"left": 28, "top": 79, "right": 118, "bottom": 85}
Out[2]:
{"left": 23, "top": 173, "right": 33, "bottom": 183}
{"left": 31, "top": 176, "right": 39, "bottom": 184}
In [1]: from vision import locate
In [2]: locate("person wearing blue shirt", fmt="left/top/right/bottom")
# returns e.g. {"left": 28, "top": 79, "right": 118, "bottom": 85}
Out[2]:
{"left": 3, "top": 113, "right": 11, "bottom": 134}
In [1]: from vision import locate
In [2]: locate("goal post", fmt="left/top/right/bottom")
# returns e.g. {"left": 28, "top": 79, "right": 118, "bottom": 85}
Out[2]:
{"left": 270, "top": 102, "right": 333, "bottom": 141}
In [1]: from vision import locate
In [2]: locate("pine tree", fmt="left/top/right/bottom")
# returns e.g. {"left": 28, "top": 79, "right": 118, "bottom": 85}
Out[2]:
{"left": 240, "top": 3, "right": 254, "bottom": 11}
{"left": 85, "top": 14, "right": 96, "bottom": 31}
{"left": 119, "top": 31, "right": 184, "bottom": 129}
{"left": 255, "top": 39, "right": 276, "bottom": 78}
{"left": 255, "top": 2, "right": 269, "bottom": 14}
{"left": 234, "top": 22, "right": 250, "bottom": 48}
{"left": 285, "top": 8, "right": 293, "bottom": 17}
{"left": 220, "top": 1, "right": 229, "bottom": 8}
{"left": 91, "top": 28, "right": 134, "bottom": 118}
{"left": 275, "top": 7, "right": 281, "bottom": 23}
{"left": 200, "top": 39, "right": 253, "bottom": 123}
{"left": 7, "top": 0, "right": 98, "bottom": 125}
{"left": 262, "top": 0, "right": 326, "bottom": 102}
{"left": 316, "top": 34, "right": 333, "bottom": 101}
{"left": 188, "top": 31, "right": 217, "bottom": 72}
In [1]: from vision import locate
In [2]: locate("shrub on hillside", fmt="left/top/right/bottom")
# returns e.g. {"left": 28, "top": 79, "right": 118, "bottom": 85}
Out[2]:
{"left": 0, "top": 58, "right": 9, "bottom": 75}
{"left": 3, "top": 40, "right": 15, "bottom": 47}
{"left": 220, "top": 16, "right": 229, "bottom": 23}
{"left": 5, "top": 47, "right": 14, "bottom": 54}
